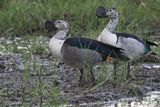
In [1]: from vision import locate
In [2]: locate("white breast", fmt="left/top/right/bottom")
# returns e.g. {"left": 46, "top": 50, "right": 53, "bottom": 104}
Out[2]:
{"left": 97, "top": 29, "right": 118, "bottom": 46}
{"left": 49, "top": 37, "right": 65, "bottom": 59}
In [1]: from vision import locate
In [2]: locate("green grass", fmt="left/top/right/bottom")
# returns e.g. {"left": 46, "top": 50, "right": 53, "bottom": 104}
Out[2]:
{"left": 0, "top": 0, "right": 159, "bottom": 37}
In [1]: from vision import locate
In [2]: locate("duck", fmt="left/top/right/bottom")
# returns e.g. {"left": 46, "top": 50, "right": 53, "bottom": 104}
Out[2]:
{"left": 45, "top": 19, "right": 129, "bottom": 86}
{"left": 96, "top": 6, "right": 158, "bottom": 78}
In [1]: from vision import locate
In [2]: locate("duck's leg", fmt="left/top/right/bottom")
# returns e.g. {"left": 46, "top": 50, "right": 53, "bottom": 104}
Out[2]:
{"left": 113, "top": 61, "right": 117, "bottom": 80}
{"left": 79, "top": 69, "right": 83, "bottom": 87}
{"left": 55, "top": 59, "right": 64, "bottom": 68}
{"left": 89, "top": 68, "right": 96, "bottom": 85}
{"left": 127, "top": 60, "right": 132, "bottom": 79}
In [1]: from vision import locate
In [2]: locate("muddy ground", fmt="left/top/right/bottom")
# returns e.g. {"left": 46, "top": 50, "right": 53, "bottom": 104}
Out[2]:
{"left": 0, "top": 53, "right": 160, "bottom": 106}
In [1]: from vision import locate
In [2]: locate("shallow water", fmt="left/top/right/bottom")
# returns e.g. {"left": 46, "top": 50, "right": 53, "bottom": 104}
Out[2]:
{"left": 141, "top": 63, "right": 160, "bottom": 69}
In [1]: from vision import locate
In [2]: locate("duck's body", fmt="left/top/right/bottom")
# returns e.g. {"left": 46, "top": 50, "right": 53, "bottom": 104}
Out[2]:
{"left": 98, "top": 30, "right": 149, "bottom": 60}
{"left": 46, "top": 19, "right": 128, "bottom": 86}
{"left": 96, "top": 7, "right": 157, "bottom": 78}
{"left": 62, "top": 37, "right": 128, "bottom": 69}
{"left": 97, "top": 7, "right": 153, "bottom": 61}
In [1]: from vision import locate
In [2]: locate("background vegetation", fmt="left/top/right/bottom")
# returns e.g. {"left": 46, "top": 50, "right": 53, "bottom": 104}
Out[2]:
{"left": 0, "top": 0, "right": 159, "bottom": 38}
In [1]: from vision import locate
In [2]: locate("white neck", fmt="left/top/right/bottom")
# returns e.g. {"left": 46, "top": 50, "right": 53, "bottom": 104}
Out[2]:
{"left": 97, "top": 17, "right": 119, "bottom": 46}
{"left": 53, "top": 28, "right": 69, "bottom": 40}
{"left": 49, "top": 28, "right": 69, "bottom": 59}
{"left": 105, "top": 17, "right": 119, "bottom": 32}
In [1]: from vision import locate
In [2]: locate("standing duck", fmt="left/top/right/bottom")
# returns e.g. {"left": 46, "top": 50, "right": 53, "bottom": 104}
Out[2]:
{"left": 96, "top": 6, "right": 158, "bottom": 78}
{"left": 45, "top": 19, "right": 128, "bottom": 86}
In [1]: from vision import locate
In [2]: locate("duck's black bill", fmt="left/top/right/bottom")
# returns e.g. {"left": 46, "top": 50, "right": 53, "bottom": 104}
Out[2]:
{"left": 45, "top": 20, "right": 57, "bottom": 32}
{"left": 96, "top": 6, "right": 107, "bottom": 18}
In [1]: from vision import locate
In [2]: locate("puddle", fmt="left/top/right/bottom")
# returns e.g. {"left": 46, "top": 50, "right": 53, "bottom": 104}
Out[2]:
{"left": 141, "top": 63, "right": 160, "bottom": 69}
{"left": 65, "top": 91, "right": 160, "bottom": 107}
{"left": 56, "top": 91, "right": 160, "bottom": 107}
{"left": 110, "top": 91, "right": 160, "bottom": 107}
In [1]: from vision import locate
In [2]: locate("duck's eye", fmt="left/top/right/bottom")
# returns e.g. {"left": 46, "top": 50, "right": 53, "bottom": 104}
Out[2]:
{"left": 57, "top": 21, "right": 60, "bottom": 23}
{"left": 109, "top": 9, "right": 112, "bottom": 12}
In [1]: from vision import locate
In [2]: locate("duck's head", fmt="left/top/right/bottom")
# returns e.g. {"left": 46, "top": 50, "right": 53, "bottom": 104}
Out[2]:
{"left": 105, "top": 8, "right": 118, "bottom": 19}
{"left": 96, "top": 6, "right": 118, "bottom": 19}
{"left": 45, "top": 19, "right": 69, "bottom": 32}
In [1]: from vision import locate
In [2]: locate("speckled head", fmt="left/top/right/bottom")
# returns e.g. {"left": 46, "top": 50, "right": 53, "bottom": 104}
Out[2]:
{"left": 45, "top": 19, "right": 69, "bottom": 32}
{"left": 105, "top": 8, "right": 119, "bottom": 19}
{"left": 96, "top": 6, "right": 118, "bottom": 19}
{"left": 54, "top": 20, "right": 69, "bottom": 30}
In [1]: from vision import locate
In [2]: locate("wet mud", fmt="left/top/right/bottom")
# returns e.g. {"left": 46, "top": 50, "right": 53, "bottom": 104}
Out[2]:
{"left": 0, "top": 53, "right": 160, "bottom": 106}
